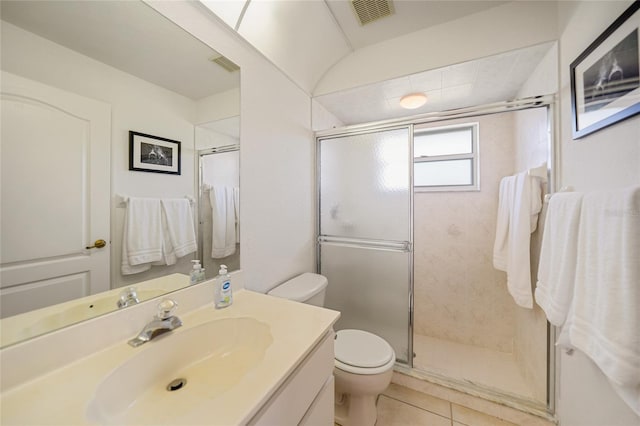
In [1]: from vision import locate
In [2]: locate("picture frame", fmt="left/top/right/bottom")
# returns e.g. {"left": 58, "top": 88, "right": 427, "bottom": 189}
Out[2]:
{"left": 129, "top": 131, "right": 181, "bottom": 175}
{"left": 570, "top": 1, "right": 640, "bottom": 139}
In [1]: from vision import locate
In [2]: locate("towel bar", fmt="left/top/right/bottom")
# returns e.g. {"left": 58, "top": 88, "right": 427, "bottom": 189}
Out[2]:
{"left": 543, "top": 186, "right": 574, "bottom": 203}
{"left": 115, "top": 194, "right": 195, "bottom": 208}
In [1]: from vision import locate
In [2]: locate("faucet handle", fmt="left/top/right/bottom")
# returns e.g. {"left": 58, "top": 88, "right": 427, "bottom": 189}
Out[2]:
{"left": 156, "top": 299, "right": 178, "bottom": 319}
{"left": 117, "top": 287, "right": 140, "bottom": 309}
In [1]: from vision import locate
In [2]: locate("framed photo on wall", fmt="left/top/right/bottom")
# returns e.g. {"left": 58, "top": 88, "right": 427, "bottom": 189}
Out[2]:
{"left": 129, "top": 131, "right": 181, "bottom": 175}
{"left": 570, "top": 1, "right": 640, "bottom": 139}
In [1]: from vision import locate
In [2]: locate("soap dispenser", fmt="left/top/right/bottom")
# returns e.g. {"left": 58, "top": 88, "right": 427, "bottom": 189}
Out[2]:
{"left": 190, "top": 260, "right": 203, "bottom": 285}
{"left": 214, "top": 264, "right": 233, "bottom": 308}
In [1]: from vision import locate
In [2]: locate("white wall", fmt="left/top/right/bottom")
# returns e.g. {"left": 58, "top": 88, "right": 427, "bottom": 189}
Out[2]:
{"left": 195, "top": 126, "right": 239, "bottom": 150}
{"left": 311, "top": 98, "right": 344, "bottom": 131}
{"left": 556, "top": 1, "right": 640, "bottom": 424}
{"left": 196, "top": 87, "right": 241, "bottom": 125}
{"left": 0, "top": 22, "right": 199, "bottom": 289}
{"left": 314, "top": 1, "right": 558, "bottom": 96}
{"left": 147, "top": 1, "right": 316, "bottom": 293}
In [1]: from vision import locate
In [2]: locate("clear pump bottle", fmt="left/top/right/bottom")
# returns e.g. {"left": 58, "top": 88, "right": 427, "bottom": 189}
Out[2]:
{"left": 190, "top": 260, "right": 203, "bottom": 285}
{"left": 214, "top": 264, "right": 233, "bottom": 308}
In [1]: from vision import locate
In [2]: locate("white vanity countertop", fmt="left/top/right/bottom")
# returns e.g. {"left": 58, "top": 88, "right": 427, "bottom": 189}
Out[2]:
{"left": 0, "top": 289, "right": 340, "bottom": 425}
{"left": 0, "top": 273, "right": 190, "bottom": 347}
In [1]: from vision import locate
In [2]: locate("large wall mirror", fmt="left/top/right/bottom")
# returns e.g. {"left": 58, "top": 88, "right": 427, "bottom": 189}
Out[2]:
{"left": 0, "top": 0, "right": 240, "bottom": 347}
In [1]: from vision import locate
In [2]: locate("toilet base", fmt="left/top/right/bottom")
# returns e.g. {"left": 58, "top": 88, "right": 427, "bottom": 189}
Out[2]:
{"left": 333, "top": 367, "right": 393, "bottom": 426}
{"left": 335, "top": 392, "right": 379, "bottom": 426}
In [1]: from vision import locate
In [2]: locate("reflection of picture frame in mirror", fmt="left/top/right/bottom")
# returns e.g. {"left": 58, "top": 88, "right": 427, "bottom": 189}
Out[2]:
{"left": 570, "top": 1, "right": 640, "bottom": 139}
{"left": 129, "top": 131, "right": 181, "bottom": 175}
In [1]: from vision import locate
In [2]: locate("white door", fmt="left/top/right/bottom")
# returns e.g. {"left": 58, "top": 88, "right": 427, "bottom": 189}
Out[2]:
{"left": 0, "top": 71, "right": 111, "bottom": 318}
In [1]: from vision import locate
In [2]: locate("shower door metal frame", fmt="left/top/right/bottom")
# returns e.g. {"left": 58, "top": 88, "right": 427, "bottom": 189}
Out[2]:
{"left": 197, "top": 144, "right": 240, "bottom": 267}
{"left": 315, "top": 124, "right": 415, "bottom": 368}
{"left": 314, "top": 94, "right": 558, "bottom": 417}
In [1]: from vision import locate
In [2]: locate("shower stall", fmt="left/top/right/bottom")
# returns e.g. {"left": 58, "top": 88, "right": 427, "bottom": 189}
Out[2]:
{"left": 198, "top": 146, "right": 240, "bottom": 279}
{"left": 316, "top": 98, "right": 555, "bottom": 413}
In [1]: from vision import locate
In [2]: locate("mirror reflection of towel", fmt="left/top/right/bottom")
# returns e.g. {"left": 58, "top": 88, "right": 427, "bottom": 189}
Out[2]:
{"left": 209, "top": 186, "right": 236, "bottom": 258}
{"left": 122, "top": 198, "right": 162, "bottom": 275}
{"left": 121, "top": 197, "right": 197, "bottom": 275}
{"left": 160, "top": 199, "right": 197, "bottom": 263}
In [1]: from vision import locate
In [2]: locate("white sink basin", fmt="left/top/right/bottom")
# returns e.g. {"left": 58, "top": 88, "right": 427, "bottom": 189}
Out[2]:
{"left": 86, "top": 317, "right": 273, "bottom": 425}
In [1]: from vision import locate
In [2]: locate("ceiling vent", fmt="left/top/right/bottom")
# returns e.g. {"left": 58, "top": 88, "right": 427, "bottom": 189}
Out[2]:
{"left": 351, "top": 0, "right": 394, "bottom": 26}
{"left": 210, "top": 55, "right": 240, "bottom": 72}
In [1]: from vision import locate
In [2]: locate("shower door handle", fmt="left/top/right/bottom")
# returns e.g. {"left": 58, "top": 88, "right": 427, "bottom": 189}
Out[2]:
{"left": 318, "top": 236, "right": 412, "bottom": 252}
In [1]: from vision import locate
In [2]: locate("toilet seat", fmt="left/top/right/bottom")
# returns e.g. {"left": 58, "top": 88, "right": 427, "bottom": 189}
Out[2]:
{"left": 334, "top": 329, "right": 395, "bottom": 375}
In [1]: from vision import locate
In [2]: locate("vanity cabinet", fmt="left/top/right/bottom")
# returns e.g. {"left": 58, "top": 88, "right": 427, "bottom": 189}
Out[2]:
{"left": 249, "top": 330, "right": 335, "bottom": 425}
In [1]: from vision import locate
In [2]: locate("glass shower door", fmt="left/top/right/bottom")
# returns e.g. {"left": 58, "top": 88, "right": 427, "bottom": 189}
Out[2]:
{"left": 318, "top": 127, "right": 412, "bottom": 364}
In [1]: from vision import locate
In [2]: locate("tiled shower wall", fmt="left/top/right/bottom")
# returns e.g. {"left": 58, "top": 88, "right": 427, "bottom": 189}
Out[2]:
{"left": 413, "top": 112, "right": 519, "bottom": 352}
{"left": 413, "top": 108, "right": 549, "bottom": 402}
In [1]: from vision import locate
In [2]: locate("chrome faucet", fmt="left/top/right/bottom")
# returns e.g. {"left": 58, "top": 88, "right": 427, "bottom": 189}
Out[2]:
{"left": 128, "top": 299, "right": 182, "bottom": 347}
{"left": 117, "top": 287, "right": 140, "bottom": 309}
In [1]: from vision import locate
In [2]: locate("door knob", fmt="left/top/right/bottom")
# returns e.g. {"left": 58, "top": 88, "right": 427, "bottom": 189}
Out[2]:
{"left": 86, "top": 239, "right": 107, "bottom": 249}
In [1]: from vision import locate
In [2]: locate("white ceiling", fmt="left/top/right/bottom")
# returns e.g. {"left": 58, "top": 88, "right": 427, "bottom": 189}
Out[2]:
{"left": 201, "top": 0, "right": 510, "bottom": 93}
{"left": 324, "top": 0, "right": 509, "bottom": 50}
{"left": 314, "top": 42, "right": 555, "bottom": 125}
{"left": 1, "top": 0, "right": 552, "bottom": 124}
{"left": 0, "top": 0, "right": 240, "bottom": 100}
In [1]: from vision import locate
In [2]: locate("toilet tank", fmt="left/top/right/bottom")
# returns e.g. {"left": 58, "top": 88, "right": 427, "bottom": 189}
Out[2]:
{"left": 267, "top": 273, "right": 328, "bottom": 307}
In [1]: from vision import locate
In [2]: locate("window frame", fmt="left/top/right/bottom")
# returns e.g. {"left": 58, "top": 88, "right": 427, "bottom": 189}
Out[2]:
{"left": 413, "top": 122, "right": 480, "bottom": 192}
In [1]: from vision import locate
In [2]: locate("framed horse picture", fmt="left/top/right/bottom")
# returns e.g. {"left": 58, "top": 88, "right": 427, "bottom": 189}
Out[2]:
{"left": 570, "top": 1, "right": 640, "bottom": 139}
{"left": 129, "top": 131, "right": 181, "bottom": 175}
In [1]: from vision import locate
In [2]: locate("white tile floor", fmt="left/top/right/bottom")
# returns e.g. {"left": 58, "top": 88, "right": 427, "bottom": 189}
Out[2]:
{"left": 413, "top": 333, "right": 534, "bottom": 399}
{"left": 376, "top": 384, "right": 521, "bottom": 426}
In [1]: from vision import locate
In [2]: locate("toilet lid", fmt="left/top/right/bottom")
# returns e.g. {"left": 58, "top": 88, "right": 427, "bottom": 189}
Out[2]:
{"left": 334, "top": 329, "right": 393, "bottom": 368}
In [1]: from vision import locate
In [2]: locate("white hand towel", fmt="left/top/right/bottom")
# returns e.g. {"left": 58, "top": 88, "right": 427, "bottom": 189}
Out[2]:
{"left": 161, "top": 199, "right": 197, "bottom": 260}
{"left": 493, "top": 172, "right": 543, "bottom": 308}
{"left": 534, "top": 192, "right": 584, "bottom": 326}
{"left": 564, "top": 186, "right": 640, "bottom": 415}
{"left": 209, "top": 186, "right": 236, "bottom": 258}
{"left": 121, "top": 198, "right": 163, "bottom": 275}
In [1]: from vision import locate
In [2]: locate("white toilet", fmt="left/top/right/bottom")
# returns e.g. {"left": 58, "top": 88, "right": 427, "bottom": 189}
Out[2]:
{"left": 268, "top": 273, "right": 395, "bottom": 426}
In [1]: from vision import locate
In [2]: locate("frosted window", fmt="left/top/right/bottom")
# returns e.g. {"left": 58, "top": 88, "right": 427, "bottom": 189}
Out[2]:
{"left": 413, "top": 123, "right": 478, "bottom": 190}
{"left": 414, "top": 159, "right": 473, "bottom": 186}
{"left": 414, "top": 128, "right": 472, "bottom": 157}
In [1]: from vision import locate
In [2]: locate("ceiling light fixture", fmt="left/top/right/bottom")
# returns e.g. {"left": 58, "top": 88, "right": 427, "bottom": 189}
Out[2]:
{"left": 400, "top": 93, "right": 427, "bottom": 109}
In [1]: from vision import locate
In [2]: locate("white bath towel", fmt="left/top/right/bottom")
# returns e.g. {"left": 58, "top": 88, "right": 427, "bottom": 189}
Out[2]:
{"left": 493, "top": 176, "right": 515, "bottom": 271}
{"left": 562, "top": 186, "right": 640, "bottom": 415}
{"left": 121, "top": 198, "right": 163, "bottom": 275}
{"left": 493, "top": 172, "right": 543, "bottom": 308}
{"left": 161, "top": 199, "right": 197, "bottom": 260}
{"left": 209, "top": 186, "right": 236, "bottom": 258}
{"left": 534, "top": 192, "right": 584, "bottom": 326}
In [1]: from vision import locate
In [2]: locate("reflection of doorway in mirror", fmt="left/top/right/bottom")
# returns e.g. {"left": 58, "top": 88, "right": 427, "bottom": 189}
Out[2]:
{"left": 198, "top": 147, "right": 240, "bottom": 279}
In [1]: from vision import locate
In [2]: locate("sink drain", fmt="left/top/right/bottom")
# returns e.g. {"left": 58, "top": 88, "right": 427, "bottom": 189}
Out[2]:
{"left": 166, "top": 378, "right": 187, "bottom": 392}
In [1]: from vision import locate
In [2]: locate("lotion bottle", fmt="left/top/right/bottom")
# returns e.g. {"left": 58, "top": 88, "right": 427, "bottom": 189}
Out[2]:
{"left": 214, "top": 264, "right": 233, "bottom": 308}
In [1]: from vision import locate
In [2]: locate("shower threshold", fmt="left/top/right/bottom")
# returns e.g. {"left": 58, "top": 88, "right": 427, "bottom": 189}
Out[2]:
{"left": 406, "top": 334, "right": 548, "bottom": 417}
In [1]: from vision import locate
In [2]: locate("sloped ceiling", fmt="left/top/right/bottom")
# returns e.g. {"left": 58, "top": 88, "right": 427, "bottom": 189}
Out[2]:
{"left": 199, "top": 0, "right": 556, "bottom": 126}
{"left": 0, "top": 0, "right": 240, "bottom": 100}
{"left": 201, "top": 0, "right": 509, "bottom": 93}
